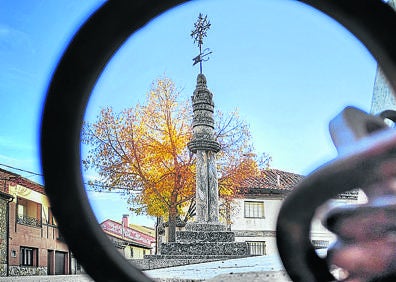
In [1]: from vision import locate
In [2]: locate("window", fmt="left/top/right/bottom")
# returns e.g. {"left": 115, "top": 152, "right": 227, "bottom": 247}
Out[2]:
{"left": 47, "top": 208, "right": 56, "bottom": 225}
{"left": 244, "top": 201, "right": 264, "bottom": 218}
{"left": 247, "top": 241, "right": 266, "bottom": 255}
{"left": 17, "top": 197, "right": 42, "bottom": 227}
{"left": 20, "top": 247, "right": 38, "bottom": 266}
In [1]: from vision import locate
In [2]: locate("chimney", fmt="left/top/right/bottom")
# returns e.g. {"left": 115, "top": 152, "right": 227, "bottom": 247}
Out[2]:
{"left": 277, "top": 174, "right": 281, "bottom": 186}
{"left": 122, "top": 214, "right": 129, "bottom": 228}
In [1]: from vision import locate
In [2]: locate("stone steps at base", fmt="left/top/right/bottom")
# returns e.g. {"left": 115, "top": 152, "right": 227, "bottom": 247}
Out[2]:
{"left": 132, "top": 255, "right": 251, "bottom": 270}
{"left": 176, "top": 231, "right": 235, "bottom": 243}
{"left": 144, "top": 254, "right": 248, "bottom": 260}
{"left": 185, "top": 223, "right": 226, "bottom": 232}
{"left": 160, "top": 242, "right": 249, "bottom": 256}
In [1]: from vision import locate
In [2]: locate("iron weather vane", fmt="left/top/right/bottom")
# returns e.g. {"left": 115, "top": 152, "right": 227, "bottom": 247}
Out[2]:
{"left": 191, "top": 13, "right": 212, "bottom": 74}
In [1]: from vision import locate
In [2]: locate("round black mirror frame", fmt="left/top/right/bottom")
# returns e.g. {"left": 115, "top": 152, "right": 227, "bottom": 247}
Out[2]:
{"left": 40, "top": 0, "right": 396, "bottom": 281}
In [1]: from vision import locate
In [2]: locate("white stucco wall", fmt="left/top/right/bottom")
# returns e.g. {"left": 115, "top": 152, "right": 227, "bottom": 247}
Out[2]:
{"left": 230, "top": 196, "right": 283, "bottom": 255}
{"left": 231, "top": 197, "right": 282, "bottom": 231}
{"left": 230, "top": 191, "right": 367, "bottom": 255}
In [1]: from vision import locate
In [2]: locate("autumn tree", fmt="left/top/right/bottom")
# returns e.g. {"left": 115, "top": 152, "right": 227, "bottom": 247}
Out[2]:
{"left": 82, "top": 76, "right": 269, "bottom": 242}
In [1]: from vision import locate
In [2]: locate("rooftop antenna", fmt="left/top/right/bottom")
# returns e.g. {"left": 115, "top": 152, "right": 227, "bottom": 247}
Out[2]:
{"left": 191, "top": 13, "right": 212, "bottom": 74}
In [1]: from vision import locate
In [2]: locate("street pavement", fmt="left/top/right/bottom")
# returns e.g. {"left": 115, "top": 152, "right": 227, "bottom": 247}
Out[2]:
{"left": 0, "top": 255, "right": 294, "bottom": 281}
{"left": 144, "top": 255, "right": 291, "bottom": 281}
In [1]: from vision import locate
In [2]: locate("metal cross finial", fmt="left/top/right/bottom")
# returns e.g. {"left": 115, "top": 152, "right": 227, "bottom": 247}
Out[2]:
{"left": 191, "top": 13, "right": 212, "bottom": 74}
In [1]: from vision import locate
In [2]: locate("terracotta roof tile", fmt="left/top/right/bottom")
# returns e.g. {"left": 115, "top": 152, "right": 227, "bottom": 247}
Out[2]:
{"left": 10, "top": 177, "right": 45, "bottom": 194}
{"left": 0, "top": 168, "right": 44, "bottom": 194}
{"left": 238, "top": 168, "right": 304, "bottom": 194}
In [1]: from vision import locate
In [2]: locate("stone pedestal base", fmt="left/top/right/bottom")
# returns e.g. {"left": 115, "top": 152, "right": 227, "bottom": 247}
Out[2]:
{"left": 176, "top": 230, "right": 235, "bottom": 243}
{"left": 160, "top": 241, "right": 248, "bottom": 256}
{"left": 185, "top": 222, "right": 226, "bottom": 232}
{"left": 141, "top": 222, "right": 250, "bottom": 270}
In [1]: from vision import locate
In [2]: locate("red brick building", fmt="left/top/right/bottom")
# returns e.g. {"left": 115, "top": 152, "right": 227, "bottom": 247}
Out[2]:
{"left": 0, "top": 168, "right": 71, "bottom": 276}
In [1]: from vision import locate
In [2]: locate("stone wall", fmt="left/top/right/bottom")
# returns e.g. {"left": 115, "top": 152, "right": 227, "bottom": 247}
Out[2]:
{"left": 0, "top": 197, "right": 8, "bottom": 276}
{"left": 0, "top": 264, "right": 6, "bottom": 277}
{"left": 8, "top": 266, "right": 47, "bottom": 276}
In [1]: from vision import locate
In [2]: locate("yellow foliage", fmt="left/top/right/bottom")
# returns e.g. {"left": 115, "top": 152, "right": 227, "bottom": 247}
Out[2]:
{"left": 82, "top": 76, "right": 269, "bottom": 223}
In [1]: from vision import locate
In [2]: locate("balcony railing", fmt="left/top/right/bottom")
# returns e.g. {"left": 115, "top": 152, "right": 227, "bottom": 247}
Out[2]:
{"left": 17, "top": 215, "right": 42, "bottom": 228}
{"left": 247, "top": 241, "right": 266, "bottom": 256}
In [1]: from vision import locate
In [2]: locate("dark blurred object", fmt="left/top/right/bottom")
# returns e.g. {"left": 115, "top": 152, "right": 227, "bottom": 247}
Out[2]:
{"left": 277, "top": 105, "right": 396, "bottom": 282}
{"left": 325, "top": 108, "right": 396, "bottom": 282}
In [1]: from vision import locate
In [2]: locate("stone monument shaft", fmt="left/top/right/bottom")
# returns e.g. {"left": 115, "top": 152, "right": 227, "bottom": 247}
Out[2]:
{"left": 142, "top": 14, "right": 249, "bottom": 262}
{"left": 188, "top": 74, "right": 221, "bottom": 223}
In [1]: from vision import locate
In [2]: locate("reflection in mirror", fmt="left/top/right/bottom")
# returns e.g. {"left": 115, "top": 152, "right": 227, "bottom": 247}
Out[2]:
{"left": 1, "top": 0, "right": 392, "bottom": 280}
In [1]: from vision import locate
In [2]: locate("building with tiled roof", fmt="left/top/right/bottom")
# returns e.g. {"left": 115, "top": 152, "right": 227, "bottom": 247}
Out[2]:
{"left": 0, "top": 168, "right": 73, "bottom": 277}
{"left": 237, "top": 169, "right": 304, "bottom": 194}
{"left": 128, "top": 223, "right": 155, "bottom": 237}
{"left": 100, "top": 215, "right": 155, "bottom": 259}
{"left": 228, "top": 168, "right": 366, "bottom": 256}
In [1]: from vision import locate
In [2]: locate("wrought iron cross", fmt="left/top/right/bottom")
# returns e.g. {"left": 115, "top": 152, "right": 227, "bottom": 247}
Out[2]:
{"left": 191, "top": 13, "right": 212, "bottom": 74}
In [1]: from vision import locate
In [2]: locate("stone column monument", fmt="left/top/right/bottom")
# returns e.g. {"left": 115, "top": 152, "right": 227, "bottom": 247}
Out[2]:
{"left": 187, "top": 73, "right": 222, "bottom": 226}
{"left": 141, "top": 15, "right": 249, "bottom": 268}
{"left": 187, "top": 13, "right": 223, "bottom": 229}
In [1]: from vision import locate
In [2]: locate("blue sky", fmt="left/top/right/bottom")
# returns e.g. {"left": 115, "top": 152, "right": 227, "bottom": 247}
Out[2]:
{"left": 0, "top": 0, "right": 377, "bottom": 226}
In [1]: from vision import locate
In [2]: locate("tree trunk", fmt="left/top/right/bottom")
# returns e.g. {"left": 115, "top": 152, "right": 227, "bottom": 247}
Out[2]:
{"left": 168, "top": 206, "right": 177, "bottom": 242}
{"left": 225, "top": 200, "right": 231, "bottom": 231}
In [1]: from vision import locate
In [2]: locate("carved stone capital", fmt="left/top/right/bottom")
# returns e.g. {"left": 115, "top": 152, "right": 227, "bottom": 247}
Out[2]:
{"left": 192, "top": 116, "right": 215, "bottom": 128}
{"left": 188, "top": 139, "right": 220, "bottom": 153}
